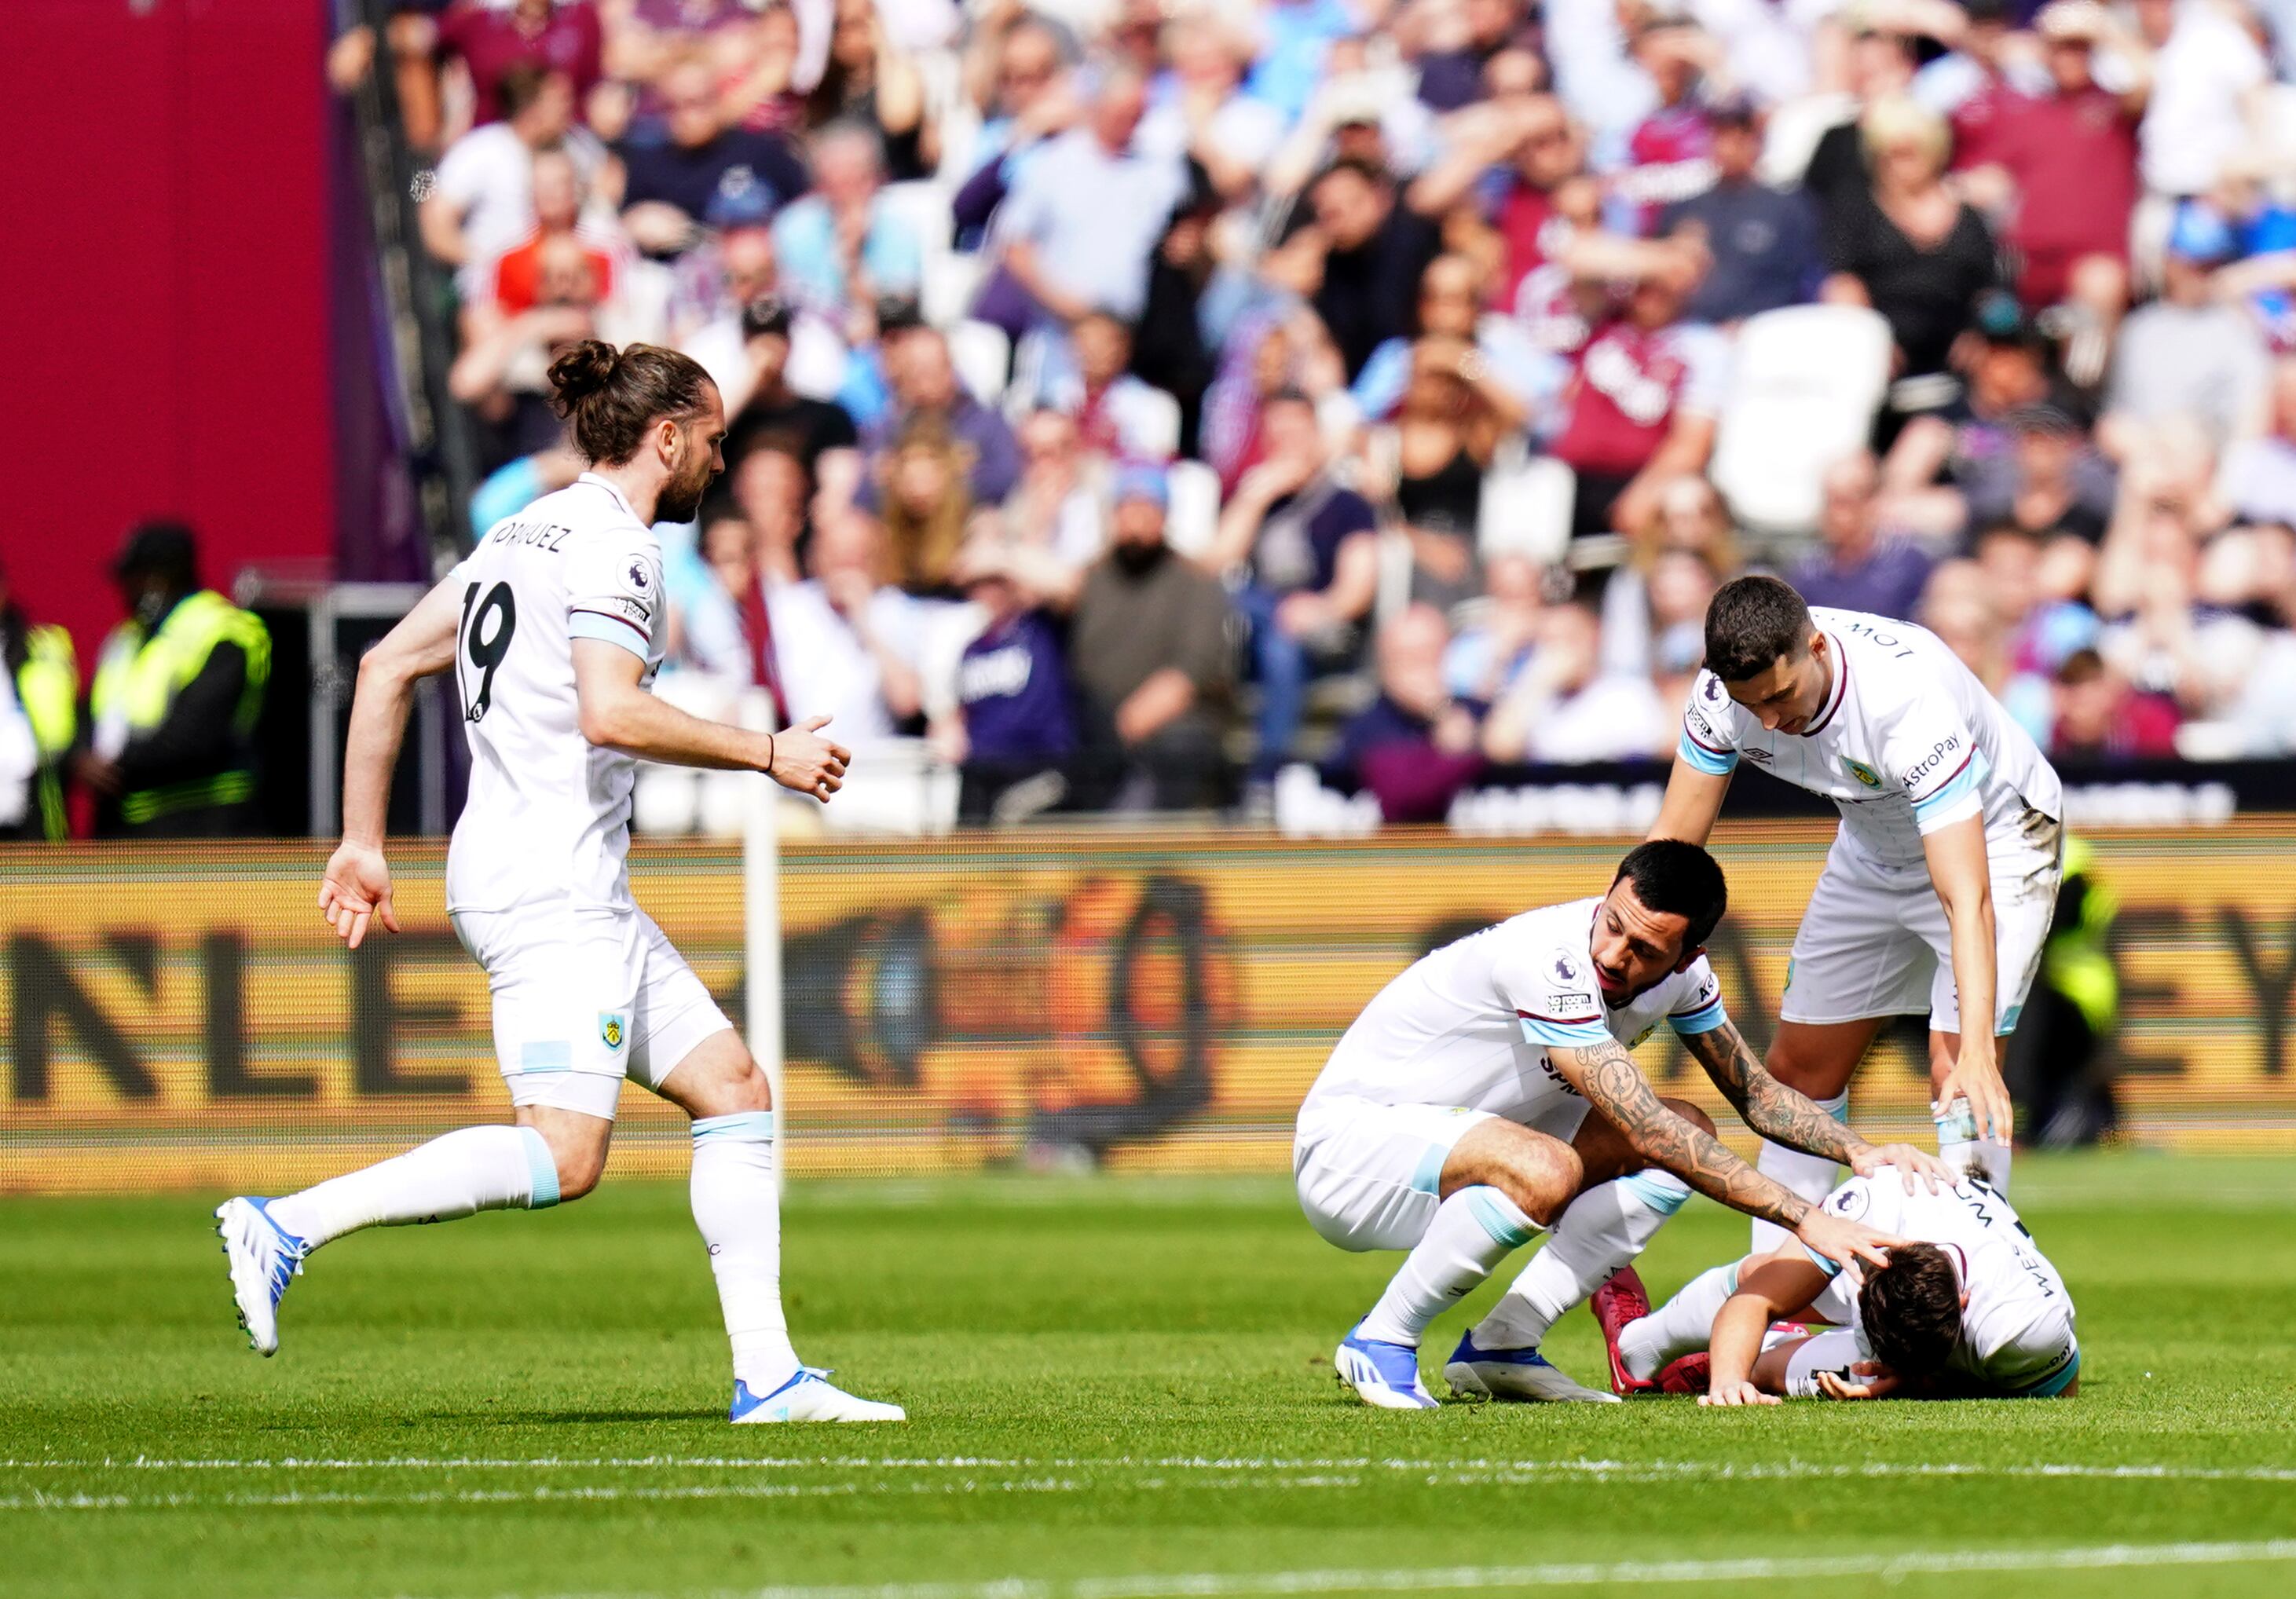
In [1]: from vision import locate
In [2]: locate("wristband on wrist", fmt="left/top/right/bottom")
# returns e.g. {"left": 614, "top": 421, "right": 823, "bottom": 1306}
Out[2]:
{"left": 765, "top": 731, "right": 775, "bottom": 775}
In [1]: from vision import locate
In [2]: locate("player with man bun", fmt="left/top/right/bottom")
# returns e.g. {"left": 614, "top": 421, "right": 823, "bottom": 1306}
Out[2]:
{"left": 215, "top": 341, "right": 903, "bottom": 1423}
{"left": 1650, "top": 576, "right": 2065, "bottom": 1250}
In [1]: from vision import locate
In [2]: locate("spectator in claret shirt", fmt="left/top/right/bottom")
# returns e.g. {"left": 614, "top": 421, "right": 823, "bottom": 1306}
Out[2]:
{"left": 1327, "top": 604, "right": 1485, "bottom": 823}
{"left": 618, "top": 57, "right": 810, "bottom": 260}
{"left": 1549, "top": 243, "right": 1727, "bottom": 537}
{"left": 1972, "top": 0, "right": 2148, "bottom": 373}
{"left": 1660, "top": 97, "right": 1822, "bottom": 326}
{"left": 1615, "top": 19, "right": 1720, "bottom": 229}
{"left": 436, "top": 0, "right": 602, "bottom": 128}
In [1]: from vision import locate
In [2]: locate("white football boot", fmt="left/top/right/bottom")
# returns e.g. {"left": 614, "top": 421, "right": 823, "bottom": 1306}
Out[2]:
{"left": 1443, "top": 1330, "right": 1620, "bottom": 1403}
{"left": 730, "top": 1368, "right": 907, "bottom": 1423}
{"left": 214, "top": 1197, "right": 308, "bottom": 1356}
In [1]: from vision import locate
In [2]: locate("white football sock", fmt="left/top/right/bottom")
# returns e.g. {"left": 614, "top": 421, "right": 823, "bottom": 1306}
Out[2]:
{"left": 1751, "top": 1090, "right": 1847, "bottom": 1255}
{"left": 1617, "top": 1262, "right": 1739, "bottom": 1382}
{"left": 1473, "top": 1170, "right": 1691, "bottom": 1351}
{"left": 267, "top": 1125, "right": 555, "bottom": 1250}
{"left": 1935, "top": 1099, "right": 2014, "bottom": 1191}
{"left": 1357, "top": 1187, "right": 1540, "bottom": 1348}
{"left": 690, "top": 1111, "right": 800, "bottom": 1395}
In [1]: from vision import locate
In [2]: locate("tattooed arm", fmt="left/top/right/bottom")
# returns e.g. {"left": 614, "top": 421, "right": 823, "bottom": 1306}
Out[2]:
{"left": 1547, "top": 1039, "right": 1902, "bottom": 1272}
{"left": 1681, "top": 1020, "right": 1956, "bottom": 1193}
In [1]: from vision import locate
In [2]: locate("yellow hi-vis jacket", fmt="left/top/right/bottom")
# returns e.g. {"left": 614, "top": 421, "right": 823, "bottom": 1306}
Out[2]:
{"left": 90, "top": 591, "right": 271, "bottom": 828}
{"left": 15, "top": 624, "right": 76, "bottom": 839}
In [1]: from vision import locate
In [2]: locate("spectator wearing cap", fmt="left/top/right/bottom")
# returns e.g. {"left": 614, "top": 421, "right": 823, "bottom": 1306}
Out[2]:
{"left": 617, "top": 57, "right": 809, "bottom": 259}
{"left": 1659, "top": 97, "right": 1823, "bottom": 326}
{"left": 1967, "top": 1, "right": 2146, "bottom": 362}
{"left": 434, "top": 0, "right": 602, "bottom": 129}
{"left": 723, "top": 296, "right": 861, "bottom": 483}
{"left": 1066, "top": 467, "right": 1236, "bottom": 810}
{"left": 933, "top": 538, "right": 1082, "bottom": 824}
{"left": 862, "top": 327, "right": 1024, "bottom": 508}
{"left": 1203, "top": 390, "right": 1380, "bottom": 786}
{"left": 1549, "top": 240, "right": 1728, "bottom": 536}
{"left": 990, "top": 65, "right": 1188, "bottom": 330}
{"left": 81, "top": 523, "right": 271, "bottom": 838}
{"left": 1324, "top": 604, "right": 1485, "bottom": 824}
{"left": 1790, "top": 452, "right": 1936, "bottom": 621}
{"left": 2103, "top": 202, "right": 2271, "bottom": 451}
{"left": 1480, "top": 601, "right": 1664, "bottom": 765}
{"left": 422, "top": 66, "right": 610, "bottom": 303}
{"left": 771, "top": 120, "right": 924, "bottom": 340}
{"left": 1821, "top": 94, "right": 2003, "bottom": 401}
{"left": 2220, "top": 358, "right": 2296, "bottom": 528}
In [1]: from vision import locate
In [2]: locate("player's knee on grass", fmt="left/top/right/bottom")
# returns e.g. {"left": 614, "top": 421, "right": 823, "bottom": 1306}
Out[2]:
{"left": 1441, "top": 1121, "right": 1582, "bottom": 1228}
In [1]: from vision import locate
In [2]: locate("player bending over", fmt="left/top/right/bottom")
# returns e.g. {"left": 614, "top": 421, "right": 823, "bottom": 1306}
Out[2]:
{"left": 1297, "top": 840, "right": 1954, "bottom": 1409}
{"left": 1651, "top": 576, "right": 2065, "bottom": 1250}
{"left": 1595, "top": 1165, "right": 2078, "bottom": 1404}
{"left": 214, "top": 340, "right": 903, "bottom": 1424}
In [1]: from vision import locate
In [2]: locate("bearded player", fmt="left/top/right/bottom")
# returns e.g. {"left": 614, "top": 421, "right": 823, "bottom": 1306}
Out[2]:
{"left": 1653, "top": 576, "right": 2063, "bottom": 1250}
{"left": 214, "top": 341, "right": 903, "bottom": 1424}
{"left": 1298, "top": 840, "right": 1952, "bottom": 1409}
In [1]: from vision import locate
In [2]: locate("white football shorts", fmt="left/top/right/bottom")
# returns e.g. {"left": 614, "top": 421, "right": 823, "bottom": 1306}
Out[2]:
{"left": 452, "top": 903, "right": 735, "bottom": 1121}
{"left": 1294, "top": 1092, "right": 1587, "bottom": 1253}
{"left": 1779, "top": 816, "right": 2062, "bottom": 1036}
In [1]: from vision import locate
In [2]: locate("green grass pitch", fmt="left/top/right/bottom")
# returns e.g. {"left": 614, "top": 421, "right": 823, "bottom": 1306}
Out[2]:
{"left": 5, "top": 1154, "right": 2295, "bottom": 1599}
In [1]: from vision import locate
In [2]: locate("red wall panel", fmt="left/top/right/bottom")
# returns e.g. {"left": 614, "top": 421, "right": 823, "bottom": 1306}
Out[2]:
{"left": 0, "top": 0, "right": 335, "bottom": 668}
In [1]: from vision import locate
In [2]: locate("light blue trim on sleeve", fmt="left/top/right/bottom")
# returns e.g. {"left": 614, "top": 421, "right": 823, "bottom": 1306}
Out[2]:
{"left": 693, "top": 1111, "right": 778, "bottom": 1144}
{"left": 2005, "top": 1346, "right": 2082, "bottom": 1398}
{"left": 518, "top": 1125, "right": 561, "bottom": 1209}
{"left": 1466, "top": 1187, "right": 1539, "bottom": 1250}
{"left": 1803, "top": 1242, "right": 1843, "bottom": 1278}
{"left": 569, "top": 609, "right": 652, "bottom": 660}
{"left": 1677, "top": 730, "right": 1739, "bottom": 776}
{"left": 1518, "top": 1014, "right": 1613, "bottom": 1049}
{"left": 1910, "top": 759, "right": 1979, "bottom": 817}
{"left": 1667, "top": 997, "right": 1729, "bottom": 1037}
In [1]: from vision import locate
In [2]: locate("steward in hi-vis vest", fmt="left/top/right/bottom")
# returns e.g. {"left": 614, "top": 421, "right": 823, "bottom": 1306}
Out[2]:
{"left": 84, "top": 521, "right": 270, "bottom": 837}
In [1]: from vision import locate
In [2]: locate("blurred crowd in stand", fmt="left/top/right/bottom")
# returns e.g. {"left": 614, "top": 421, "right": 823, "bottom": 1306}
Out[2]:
{"left": 313, "top": 0, "right": 2296, "bottom": 832}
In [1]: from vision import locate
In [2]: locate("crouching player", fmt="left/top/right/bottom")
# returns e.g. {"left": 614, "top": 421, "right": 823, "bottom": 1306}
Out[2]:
{"left": 1596, "top": 1165, "right": 2078, "bottom": 1403}
{"left": 1297, "top": 840, "right": 1954, "bottom": 1408}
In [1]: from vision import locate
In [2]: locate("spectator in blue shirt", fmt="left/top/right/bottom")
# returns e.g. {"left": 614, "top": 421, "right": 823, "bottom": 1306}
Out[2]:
{"left": 1790, "top": 452, "right": 1937, "bottom": 621}
{"left": 1659, "top": 98, "right": 1822, "bottom": 325}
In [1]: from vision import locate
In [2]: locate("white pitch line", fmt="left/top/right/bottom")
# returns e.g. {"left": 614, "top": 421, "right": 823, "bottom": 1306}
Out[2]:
{"left": 392, "top": 1540, "right": 2296, "bottom": 1599}
{"left": 5, "top": 1455, "right": 2295, "bottom": 1486}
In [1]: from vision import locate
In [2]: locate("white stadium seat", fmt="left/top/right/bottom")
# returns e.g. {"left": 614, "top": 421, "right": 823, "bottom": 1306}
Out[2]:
{"left": 1163, "top": 459, "right": 1221, "bottom": 559}
{"left": 1708, "top": 303, "right": 1891, "bottom": 536}
{"left": 948, "top": 318, "right": 1013, "bottom": 408}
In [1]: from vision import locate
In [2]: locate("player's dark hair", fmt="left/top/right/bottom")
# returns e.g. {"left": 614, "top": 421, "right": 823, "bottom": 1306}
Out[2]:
{"left": 1858, "top": 1242, "right": 1963, "bottom": 1378}
{"left": 1703, "top": 575, "right": 1814, "bottom": 685}
{"left": 1612, "top": 840, "right": 1727, "bottom": 953}
{"left": 548, "top": 341, "right": 714, "bottom": 467}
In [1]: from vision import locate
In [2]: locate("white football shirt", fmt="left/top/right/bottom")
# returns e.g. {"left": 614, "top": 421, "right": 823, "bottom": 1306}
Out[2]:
{"left": 444, "top": 473, "right": 666, "bottom": 917}
{"left": 1808, "top": 1169, "right": 2079, "bottom": 1396}
{"left": 1303, "top": 897, "right": 1730, "bottom": 1125}
{"left": 1677, "top": 606, "right": 2063, "bottom": 872}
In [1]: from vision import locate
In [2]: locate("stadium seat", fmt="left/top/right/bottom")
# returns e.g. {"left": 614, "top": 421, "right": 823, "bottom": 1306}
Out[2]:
{"left": 949, "top": 319, "right": 1013, "bottom": 408}
{"left": 1130, "top": 386, "right": 1182, "bottom": 462}
{"left": 1708, "top": 303, "right": 1891, "bottom": 535}
{"left": 921, "top": 250, "right": 987, "bottom": 329}
{"left": 1478, "top": 450, "right": 1574, "bottom": 566}
{"left": 1164, "top": 459, "right": 1221, "bottom": 558}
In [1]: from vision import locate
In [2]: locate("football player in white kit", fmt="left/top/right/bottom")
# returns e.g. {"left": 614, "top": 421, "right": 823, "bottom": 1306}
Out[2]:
{"left": 214, "top": 341, "right": 903, "bottom": 1424}
{"left": 1597, "top": 1166, "right": 2078, "bottom": 1403}
{"left": 1651, "top": 576, "right": 2064, "bottom": 1250}
{"left": 1298, "top": 840, "right": 1954, "bottom": 1409}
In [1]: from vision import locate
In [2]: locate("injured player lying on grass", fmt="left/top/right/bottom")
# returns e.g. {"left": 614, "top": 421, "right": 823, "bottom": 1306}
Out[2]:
{"left": 1593, "top": 1165, "right": 2080, "bottom": 1403}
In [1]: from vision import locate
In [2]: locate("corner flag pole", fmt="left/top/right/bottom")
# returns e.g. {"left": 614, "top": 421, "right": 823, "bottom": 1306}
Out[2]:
{"left": 739, "top": 688, "right": 785, "bottom": 1191}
